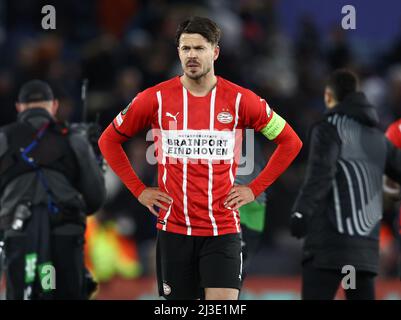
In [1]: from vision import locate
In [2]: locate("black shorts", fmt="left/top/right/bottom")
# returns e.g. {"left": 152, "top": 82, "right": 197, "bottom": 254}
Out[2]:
{"left": 156, "top": 230, "right": 243, "bottom": 300}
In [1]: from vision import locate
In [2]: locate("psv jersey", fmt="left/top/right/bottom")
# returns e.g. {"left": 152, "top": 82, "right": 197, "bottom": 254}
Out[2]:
{"left": 112, "top": 76, "right": 277, "bottom": 236}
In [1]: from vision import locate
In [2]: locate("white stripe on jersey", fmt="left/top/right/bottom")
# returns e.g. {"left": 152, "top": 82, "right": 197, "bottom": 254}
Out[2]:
{"left": 157, "top": 91, "right": 171, "bottom": 231}
{"left": 208, "top": 87, "right": 218, "bottom": 236}
{"left": 182, "top": 87, "right": 191, "bottom": 235}
{"left": 183, "top": 158, "right": 191, "bottom": 235}
{"left": 229, "top": 93, "right": 242, "bottom": 232}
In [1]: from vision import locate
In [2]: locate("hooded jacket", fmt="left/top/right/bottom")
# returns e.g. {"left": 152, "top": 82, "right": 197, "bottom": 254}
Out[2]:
{"left": 292, "top": 92, "right": 401, "bottom": 273}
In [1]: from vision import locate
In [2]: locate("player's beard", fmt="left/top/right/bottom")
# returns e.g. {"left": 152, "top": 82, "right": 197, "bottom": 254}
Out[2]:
{"left": 185, "top": 65, "right": 211, "bottom": 81}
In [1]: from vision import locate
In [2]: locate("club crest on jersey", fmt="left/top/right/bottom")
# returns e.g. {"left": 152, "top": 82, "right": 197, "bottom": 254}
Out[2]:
{"left": 217, "top": 111, "right": 233, "bottom": 124}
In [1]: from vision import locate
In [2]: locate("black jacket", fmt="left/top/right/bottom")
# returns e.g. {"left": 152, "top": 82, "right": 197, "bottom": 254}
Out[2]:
{"left": 0, "top": 108, "right": 106, "bottom": 229}
{"left": 292, "top": 92, "right": 401, "bottom": 273}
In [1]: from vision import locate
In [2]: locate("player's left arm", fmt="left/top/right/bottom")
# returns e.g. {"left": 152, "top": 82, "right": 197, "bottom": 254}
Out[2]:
{"left": 224, "top": 91, "right": 302, "bottom": 210}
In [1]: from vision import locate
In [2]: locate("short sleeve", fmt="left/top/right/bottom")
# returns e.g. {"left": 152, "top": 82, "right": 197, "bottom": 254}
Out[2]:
{"left": 112, "top": 88, "right": 156, "bottom": 138}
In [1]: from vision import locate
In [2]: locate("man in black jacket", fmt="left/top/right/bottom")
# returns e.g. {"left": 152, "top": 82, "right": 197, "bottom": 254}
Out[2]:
{"left": 0, "top": 80, "right": 106, "bottom": 299}
{"left": 291, "top": 69, "right": 401, "bottom": 300}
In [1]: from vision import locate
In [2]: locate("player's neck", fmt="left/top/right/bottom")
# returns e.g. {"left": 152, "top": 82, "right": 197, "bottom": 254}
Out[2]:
{"left": 180, "top": 72, "right": 217, "bottom": 97}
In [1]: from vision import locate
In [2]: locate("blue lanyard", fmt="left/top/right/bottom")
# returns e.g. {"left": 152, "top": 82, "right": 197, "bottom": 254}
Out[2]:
{"left": 20, "top": 122, "right": 59, "bottom": 214}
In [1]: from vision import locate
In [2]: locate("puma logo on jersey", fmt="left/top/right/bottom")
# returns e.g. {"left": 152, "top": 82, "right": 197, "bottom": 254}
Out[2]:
{"left": 166, "top": 112, "right": 179, "bottom": 122}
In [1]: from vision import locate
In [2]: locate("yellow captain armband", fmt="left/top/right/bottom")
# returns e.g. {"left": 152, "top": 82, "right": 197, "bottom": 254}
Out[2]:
{"left": 259, "top": 112, "right": 286, "bottom": 140}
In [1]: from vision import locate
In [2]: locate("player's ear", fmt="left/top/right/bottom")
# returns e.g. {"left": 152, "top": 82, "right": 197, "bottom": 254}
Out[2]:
{"left": 213, "top": 45, "right": 220, "bottom": 61}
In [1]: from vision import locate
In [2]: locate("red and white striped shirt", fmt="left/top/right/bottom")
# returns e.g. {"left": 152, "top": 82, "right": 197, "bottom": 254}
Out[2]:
{"left": 99, "top": 76, "right": 302, "bottom": 236}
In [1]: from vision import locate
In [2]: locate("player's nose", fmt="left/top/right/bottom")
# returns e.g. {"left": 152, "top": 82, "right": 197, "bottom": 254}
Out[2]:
{"left": 188, "top": 49, "right": 197, "bottom": 58}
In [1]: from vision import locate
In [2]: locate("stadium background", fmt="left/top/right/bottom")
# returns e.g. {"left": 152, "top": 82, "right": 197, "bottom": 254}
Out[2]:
{"left": 1, "top": 0, "right": 401, "bottom": 299}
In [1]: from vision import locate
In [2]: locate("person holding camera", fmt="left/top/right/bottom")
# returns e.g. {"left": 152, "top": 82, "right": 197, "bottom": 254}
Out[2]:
{"left": 0, "top": 80, "right": 106, "bottom": 299}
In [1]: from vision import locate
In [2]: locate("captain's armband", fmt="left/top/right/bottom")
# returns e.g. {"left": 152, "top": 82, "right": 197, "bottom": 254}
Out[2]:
{"left": 259, "top": 112, "right": 286, "bottom": 140}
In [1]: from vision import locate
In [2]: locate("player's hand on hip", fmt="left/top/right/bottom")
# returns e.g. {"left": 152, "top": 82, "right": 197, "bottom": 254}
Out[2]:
{"left": 224, "top": 185, "right": 255, "bottom": 210}
{"left": 138, "top": 187, "right": 173, "bottom": 217}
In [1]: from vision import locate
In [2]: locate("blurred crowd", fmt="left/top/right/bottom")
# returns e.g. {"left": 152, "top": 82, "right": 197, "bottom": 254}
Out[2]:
{"left": 1, "top": 0, "right": 401, "bottom": 281}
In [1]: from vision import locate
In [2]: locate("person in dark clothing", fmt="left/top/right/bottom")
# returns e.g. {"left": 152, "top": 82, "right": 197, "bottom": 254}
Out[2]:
{"left": 0, "top": 80, "right": 106, "bottom": 300}
{"left": 290, "top": 69, "right": 401, "bottom": 300}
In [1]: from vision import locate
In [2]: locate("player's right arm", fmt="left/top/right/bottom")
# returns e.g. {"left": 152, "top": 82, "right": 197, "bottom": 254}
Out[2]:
{"left": 98, "top": 89, "right": 172, "bottom": 216}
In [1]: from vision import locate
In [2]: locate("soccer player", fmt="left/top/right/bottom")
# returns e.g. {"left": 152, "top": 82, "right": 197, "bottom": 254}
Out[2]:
{"left": 99, "top": 16, "right": 302, "bottom": 300}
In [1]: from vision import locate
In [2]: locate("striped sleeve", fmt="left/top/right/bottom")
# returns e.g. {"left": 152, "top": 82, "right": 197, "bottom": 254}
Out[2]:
{"left": 98, "top": 89, "right": 157, "bottom": 199}
{"left": 112, "top": 88, "right": 157, "bottom": 138}
{"left": 240, "top": 89, "right": 286, "bottom": 139}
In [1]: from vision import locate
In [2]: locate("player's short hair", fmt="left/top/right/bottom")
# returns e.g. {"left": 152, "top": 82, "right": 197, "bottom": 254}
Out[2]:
{"left": 175, "top": 16, "right": 221, "bottom": 47}
{"left": 326, "top": 69, "right": 359, "bottom": 102}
